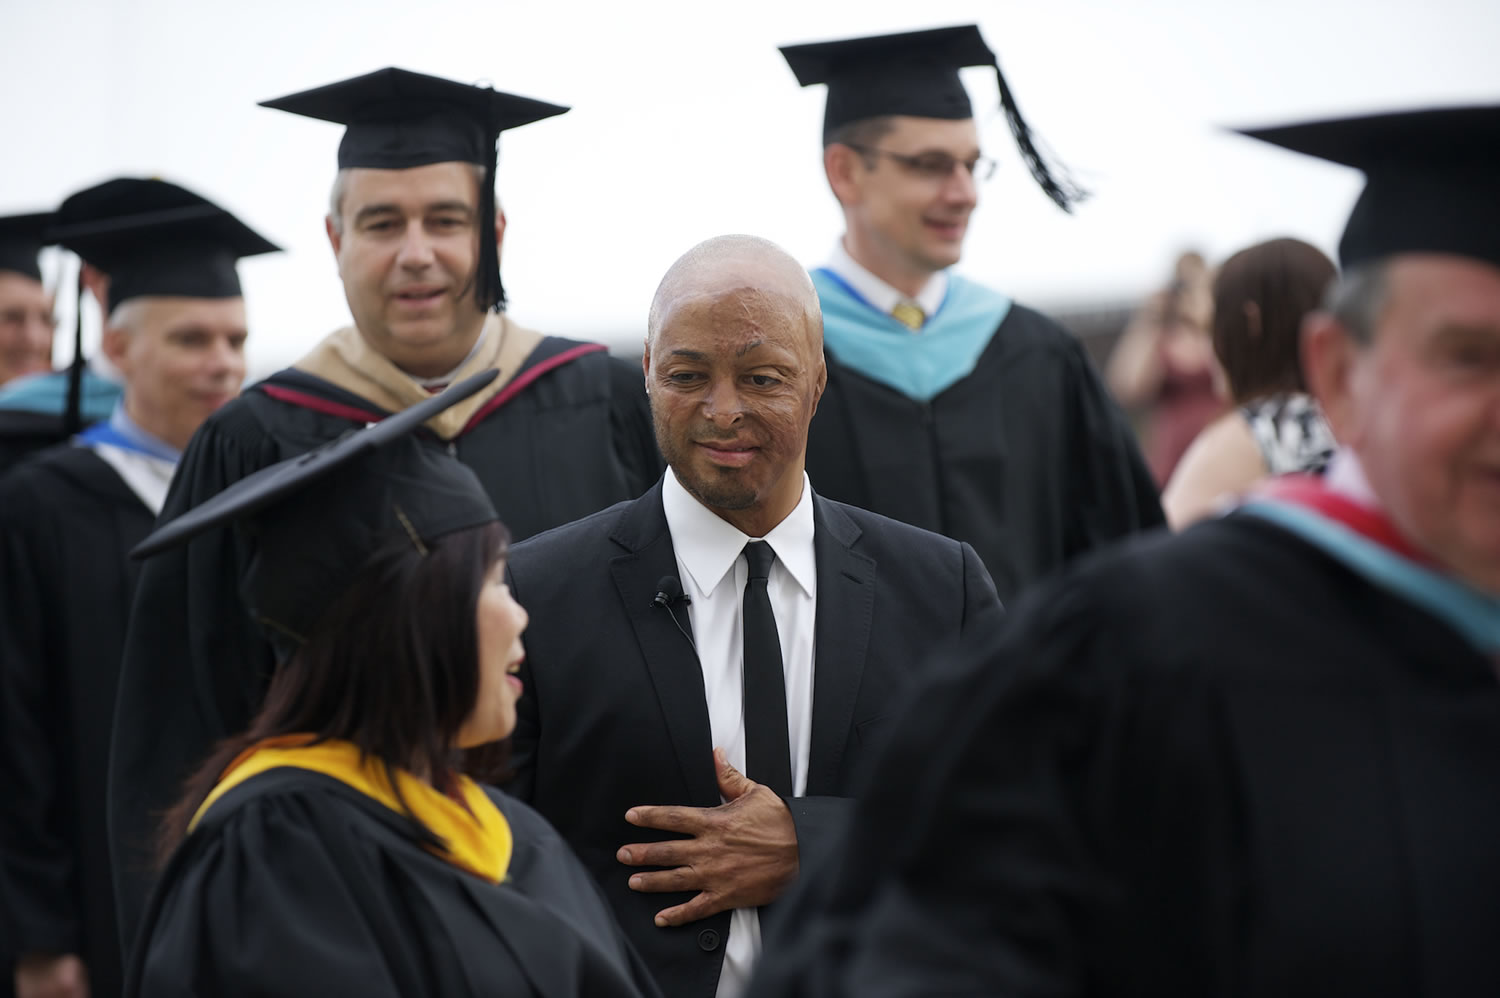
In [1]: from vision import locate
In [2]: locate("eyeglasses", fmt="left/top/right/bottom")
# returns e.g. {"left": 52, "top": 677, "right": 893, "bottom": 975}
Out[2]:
{"left": 844, "top": 143, "right": 998, "bottom": 183}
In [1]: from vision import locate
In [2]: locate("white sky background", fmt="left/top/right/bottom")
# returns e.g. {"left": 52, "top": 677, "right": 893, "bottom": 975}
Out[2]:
{"left": 7, "top": 0, "right": 1499, "bottom": 377}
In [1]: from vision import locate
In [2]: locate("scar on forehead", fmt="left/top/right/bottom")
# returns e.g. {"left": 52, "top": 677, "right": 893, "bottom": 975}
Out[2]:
{"left": 735, "top": 338, "right": 765, "bottom": 357}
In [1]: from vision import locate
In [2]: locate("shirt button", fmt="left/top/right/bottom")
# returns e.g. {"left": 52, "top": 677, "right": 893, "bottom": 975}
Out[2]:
{"left": 697, "top": 928, "right": 720, "bottom": 952}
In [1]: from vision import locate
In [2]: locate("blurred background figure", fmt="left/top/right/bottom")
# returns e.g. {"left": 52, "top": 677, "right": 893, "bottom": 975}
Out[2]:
{"left": 0, "top": 176, "right": 273, "bottom": 998}
{"left": 0, "top": 214, "right": 56, "bottom": 388}
{"left": 0, "top": 210, "right": 124, "bottom": 474}
{"left": 1163, "top": 237, "right": 1338, "bottom": 527}
{"left": 783, "top": 24, "right": 1163, "bottom": 603}
{"left": 1106, "top": 249, "right": 1225, "bottom": 485}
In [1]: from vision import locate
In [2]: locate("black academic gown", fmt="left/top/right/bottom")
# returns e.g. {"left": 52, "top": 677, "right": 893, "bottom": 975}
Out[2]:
{"left": 0, "top": 410, "right": 75, "bottom": 474}
{"left": 0, "top": 445, "right": 154, "bottom": 998}
{"left": 125, "top": 769, "right": 663, "bottom": 998}
{"left": 109, "top": 336, "right": 662, "bottom": 949}
{"left": 748, "top": 512, "right": 1500, "bottom": 998}
{"left": 805, "top": 303, "right": 1165, "bottom": 602}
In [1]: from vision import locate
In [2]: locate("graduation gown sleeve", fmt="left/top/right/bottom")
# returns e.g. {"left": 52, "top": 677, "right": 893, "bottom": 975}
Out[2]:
{"left": 1058, "top": 333, "right": 1167, "bottom": 558}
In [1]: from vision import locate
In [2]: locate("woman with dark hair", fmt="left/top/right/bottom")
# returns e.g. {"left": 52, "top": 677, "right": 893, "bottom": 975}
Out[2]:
{"left": 1162, "top": 237, "right": 1338, "bottom": 528}
{"left": 122, "top": 377, "right": 662, "bottom": 998}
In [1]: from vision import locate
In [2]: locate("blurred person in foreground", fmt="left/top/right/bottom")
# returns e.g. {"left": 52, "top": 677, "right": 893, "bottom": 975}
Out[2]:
{"left": 109, "top": 68, "right": 663, "bottom": 944}
{"left": 0, "top": 178, "right": 274, "bottom": 998}
{"left": 123, "top": 373, "right": 660, "bottom": 998}
{"left": 748, "top": 103, "right": 1500, "bottom": 998}
{"left": 778, "top": 25, "right": 1163, "bottom": 602}
{"left": 1105, "top": 249, "right": 1226, "bottom": 485}
{"left": 0, "top": 213, "right": 122, "bottom": 472}
{"left": 1163, "top": 237, "right": 1339, "bottom": 527}
{"left": 502, "top": 234, "right": 1002, "bottom": 998}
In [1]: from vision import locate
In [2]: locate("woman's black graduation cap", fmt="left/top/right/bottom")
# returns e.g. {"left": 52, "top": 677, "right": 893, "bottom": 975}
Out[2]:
{"left": 259, "top": 67, "right": 570, "bottom": 313}
{"left": 0, "top": 212, "right": 55, "bottom": 282}
{"left": 133, "top": 369, "right": 500, "bottom": 652}
{"left": 779, "top": 24, "right": 1086, "bottom": 211}
{"left": 48, "top": 177, "right": 281, "bottom": 312}
{"left": 1237, "top": 103, "right": 1500, "bottom": 270}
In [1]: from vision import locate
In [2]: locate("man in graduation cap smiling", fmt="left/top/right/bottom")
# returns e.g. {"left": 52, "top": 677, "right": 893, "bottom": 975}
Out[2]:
{"left": 0, "top": 211, "right": 124, "bottom": 472}
{"left": 108, "top": 68, "right": 663, "bottom": 945}
{"left": 0, "top": 213, "right": 55, "bottom": 389}
{"left": 0, "top": 176, "right": 275, "bottom": 998}
{"left": 779, "top": 25, "right": 1163, "bottom": 602}
{"left": 746, "top": 103, "right": 1500, "bottom": 997}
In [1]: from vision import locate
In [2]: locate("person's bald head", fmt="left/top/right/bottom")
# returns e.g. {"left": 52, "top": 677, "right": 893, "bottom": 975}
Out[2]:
{"left": 643, "top": 234, "right": 827, "bottom": 537}
{"left": 647, "top": 234, "right": 822, "bottom": 354}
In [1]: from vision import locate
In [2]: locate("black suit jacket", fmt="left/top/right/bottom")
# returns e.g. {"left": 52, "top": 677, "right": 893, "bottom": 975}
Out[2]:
{"left": 503, "top": 480, "right": 1002, "bottom": 998}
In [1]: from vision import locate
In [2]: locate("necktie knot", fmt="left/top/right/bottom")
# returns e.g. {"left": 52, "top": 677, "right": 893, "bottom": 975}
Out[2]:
{"left": 890, "top": 300, "right": 925, "bottom": 331}
{"left": 744, "top": 541, "right": 775, "bottom": 580}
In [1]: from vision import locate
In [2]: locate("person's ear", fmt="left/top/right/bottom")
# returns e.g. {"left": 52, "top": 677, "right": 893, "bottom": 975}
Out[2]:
{"left": 325, "top": 214, "right": 342, "bottom": 257}
{"left": 494, "top": 204, "right": 507, "bottom": 268}
{"left": 825, "top": 144, "right": 864, "bottom": 207}
{"left": 1301, "top": 310, "right": 1361, "bottom": 443}
{"left": 100, "top": 315, "right": 132, "bottom": 375}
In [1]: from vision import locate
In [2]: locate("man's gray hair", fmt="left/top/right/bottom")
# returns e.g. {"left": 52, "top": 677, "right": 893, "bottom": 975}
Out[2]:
{"left": 1322, "top": 261, "right": 1388, "bottom": 345}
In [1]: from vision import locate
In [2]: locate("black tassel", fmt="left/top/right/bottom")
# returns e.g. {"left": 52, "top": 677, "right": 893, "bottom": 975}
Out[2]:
{"left": 992, "top": 62, "right": 1088, "bottom": 213}
{"left": 62, "top": 266, "right": 85, "bottom": 436}
{"left": 477, "top": 133, "right": 507, "bottom": 313}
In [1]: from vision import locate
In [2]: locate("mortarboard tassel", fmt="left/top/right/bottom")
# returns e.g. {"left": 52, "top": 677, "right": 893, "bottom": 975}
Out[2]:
{"left": 62, "top": 266, "right": 85, "bottom": 437}
{"left": 478, "top": 133, "right": 506, "bottom": 313}
{"left": 991, "top": 61, "right": 1088, "bottom": 213}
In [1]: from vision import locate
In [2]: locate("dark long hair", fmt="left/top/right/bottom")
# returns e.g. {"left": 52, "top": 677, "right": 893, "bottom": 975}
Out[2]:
{"left": 1211, "top": 237, "right": 1337, "bottom": 405}
{"left": 157, "top": 520, "right": 510, "bottom": 866}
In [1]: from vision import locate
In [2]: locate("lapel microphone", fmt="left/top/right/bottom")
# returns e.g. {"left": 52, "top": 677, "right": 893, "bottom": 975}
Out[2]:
{"left": 652, "top": 575, "right": 697, "bottom": 653}
{"left": 652, "top": 576, "right": 690, "bottom": 608}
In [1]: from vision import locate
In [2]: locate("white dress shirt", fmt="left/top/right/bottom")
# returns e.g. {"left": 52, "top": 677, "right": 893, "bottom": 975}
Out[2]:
{"left": 660, "top": 467, "right": 818, "bottom": 998}
{"left": 825, "top": 238, "right": 948, "bottom": 329}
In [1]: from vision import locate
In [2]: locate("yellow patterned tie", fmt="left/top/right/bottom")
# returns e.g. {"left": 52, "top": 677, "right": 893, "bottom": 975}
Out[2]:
{"left": 890, "top": 300, "right": 925, "bottom": 331}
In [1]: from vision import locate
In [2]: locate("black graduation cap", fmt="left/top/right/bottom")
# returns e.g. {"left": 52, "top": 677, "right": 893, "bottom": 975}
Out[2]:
{"left": 1238, "top": 103, "right": 1500, "bottom": 270}
{"left": 779, "top": 24, "right": 1086, "bottom": 211}
{"left": 48, "top": 177, "right": 281, "bottom": 313}
{"left": 133, "top": 369, "right": 500, "bottom": 652}
{"left": 0, "top": 212, "right": 55, "bottom": 283}
{"left": 259, "top": 67, "right": 570, "bottom": 313}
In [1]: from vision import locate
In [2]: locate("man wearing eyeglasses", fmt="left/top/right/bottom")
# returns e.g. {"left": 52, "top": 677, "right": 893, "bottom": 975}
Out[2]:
{"left": 780, "top": 25, "right": 1163, "bottom": 602}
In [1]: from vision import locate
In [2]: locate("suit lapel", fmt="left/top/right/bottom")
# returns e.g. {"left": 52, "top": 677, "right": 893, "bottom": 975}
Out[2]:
{"left": 609, "top": 483, "right": 721, "bottom": 807}
{"left": 807, "top": 496, "right": 876, "bottom": 795}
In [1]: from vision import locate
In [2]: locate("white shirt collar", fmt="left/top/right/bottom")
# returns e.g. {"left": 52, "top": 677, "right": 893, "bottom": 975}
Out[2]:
{"left": 824, "top": 238, "right": 948, "bottom": 326}
{"left": 1324, "top": 448, "right": 1381, "bottom": 507}
{"left": 661, "top": 467, "right": 817, "bottom": 600}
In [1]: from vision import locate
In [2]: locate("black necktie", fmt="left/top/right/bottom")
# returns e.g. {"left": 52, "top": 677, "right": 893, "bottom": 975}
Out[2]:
{"left": 741, "top": 541, "right": 793, "bottom": 798}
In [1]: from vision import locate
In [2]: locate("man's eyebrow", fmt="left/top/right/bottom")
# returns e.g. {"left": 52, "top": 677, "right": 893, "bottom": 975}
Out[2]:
{"left": 669, "top": 348, "right": 708, "bottom": 360}
{"left": 426, "top": 200, "right": 475, "bottom": 216}
{"left": 352, "top": 203, "right": 401, "bottom": 224}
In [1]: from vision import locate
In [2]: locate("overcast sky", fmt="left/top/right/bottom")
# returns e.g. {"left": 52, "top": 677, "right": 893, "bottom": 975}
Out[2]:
{"left": 8, "top": 0, "right": 1498, "bottom": 374}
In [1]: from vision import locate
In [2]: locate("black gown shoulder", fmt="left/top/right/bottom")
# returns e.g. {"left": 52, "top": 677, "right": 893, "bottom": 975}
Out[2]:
{"left": 805, "top": 303, "right": 1162, "bottom": 602}
{"left": 751, "top": 514, "right": 1500, "bottom": 998}
{"left": 127, "top": 768, "right": 662, "bottom": 998}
